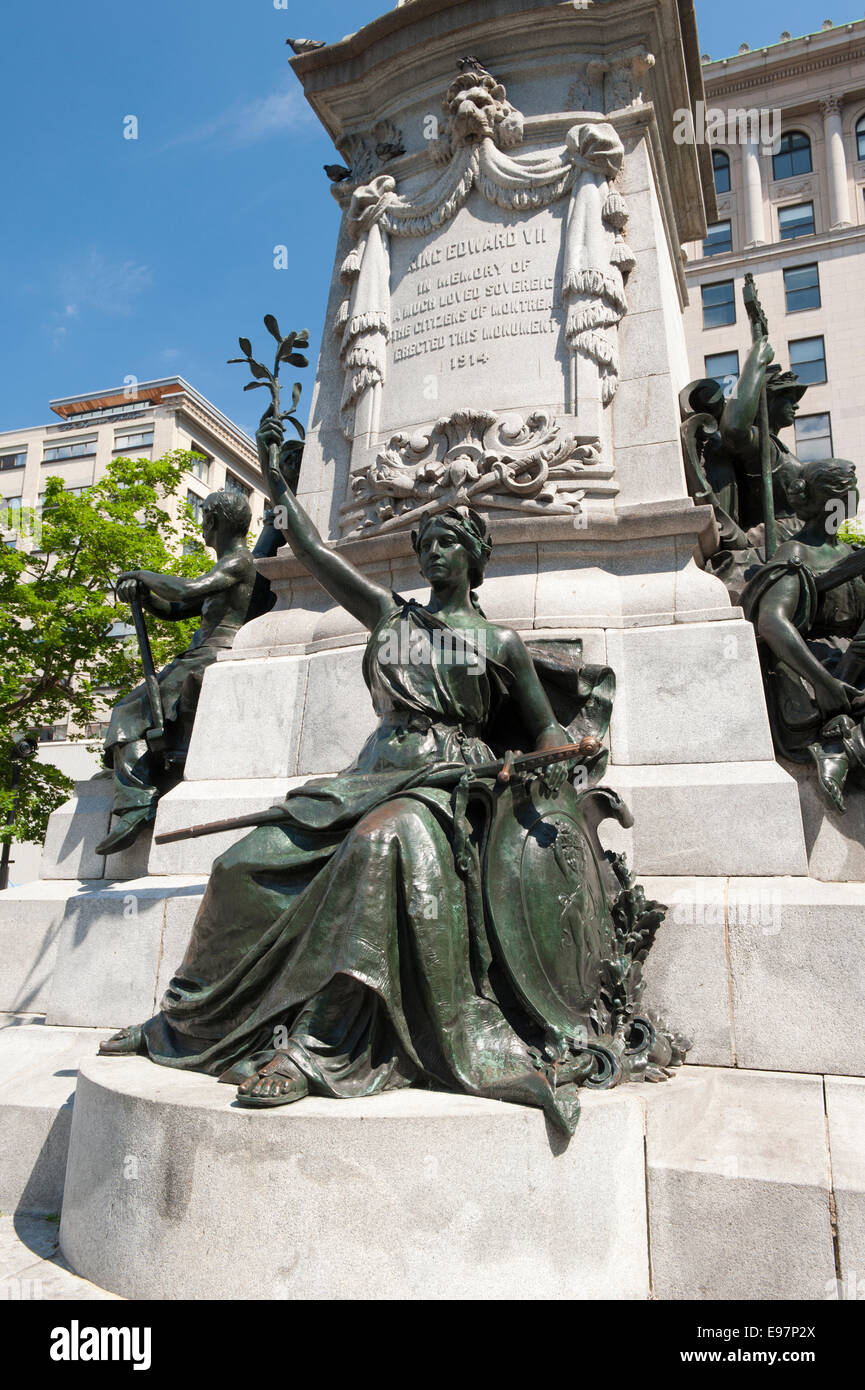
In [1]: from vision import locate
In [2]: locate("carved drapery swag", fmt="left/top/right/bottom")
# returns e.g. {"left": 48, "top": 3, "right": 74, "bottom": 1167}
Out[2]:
{"left": 335, "top": 66, "right": 635, "bottom": 436}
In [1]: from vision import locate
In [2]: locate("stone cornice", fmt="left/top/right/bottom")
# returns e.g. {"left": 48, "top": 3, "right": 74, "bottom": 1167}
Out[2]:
{"left": 704, "top": 44, "right": 865, "bottom": 100}
{"left": 292, "top": 0, "right": 712, "bottom": 244}
{"left": 171, "top": 401, "right": 260, "bottom": 475}
{"left": 254, "top": 500, "right": 719, "bottom": 586}
{"left": 684, "top": 222, "right": 865, "bottom": 278}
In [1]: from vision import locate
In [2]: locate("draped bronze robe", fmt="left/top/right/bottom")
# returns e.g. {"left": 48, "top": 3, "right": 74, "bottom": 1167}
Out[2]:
{"left": 141, "top": 599, "right": 617, "bottom": 1135}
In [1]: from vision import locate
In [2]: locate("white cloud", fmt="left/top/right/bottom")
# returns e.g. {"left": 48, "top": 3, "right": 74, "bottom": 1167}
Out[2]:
{"left": 169, "top": 88, "right": 312, "bottom": 150}
{"left": 59, "top": 250, "right": 152, "bottom": 318}
{"left": 48, "top": 251, "right": 152, "bottom": 347}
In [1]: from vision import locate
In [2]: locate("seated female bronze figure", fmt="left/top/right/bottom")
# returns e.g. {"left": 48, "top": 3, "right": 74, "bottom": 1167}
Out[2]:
{"left": 101, "top": 410, "right": 684, "bottom": 1135}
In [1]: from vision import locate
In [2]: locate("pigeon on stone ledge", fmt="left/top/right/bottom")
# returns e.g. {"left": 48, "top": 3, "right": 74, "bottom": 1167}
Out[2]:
{"left": 286, "top": 38, "right": 327, "bottom": 54}
{"left": 324, "top": 164, "right": 352, "bottom": 182}
{"left": 457, "top": 55, "right": 487, "bottom": 73}
{"left": 375, "top": 140, "right": 405, "bottom": 162}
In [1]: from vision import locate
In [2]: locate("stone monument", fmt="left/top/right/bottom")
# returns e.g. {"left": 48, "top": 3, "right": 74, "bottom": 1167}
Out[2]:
{"left": 1, "top": 0, "right": 863, "bottom": 1302}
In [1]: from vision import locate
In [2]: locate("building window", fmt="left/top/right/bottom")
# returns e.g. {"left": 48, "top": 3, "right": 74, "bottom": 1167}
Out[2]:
{"left": 0, "top": 450, "right": 26, "bottom": 471}
{"left": 772, "top": 131, "right": 812, "bottom": 180}
{"left": 225, "top": 472, "right": 251, "bottom": 499}
{"left": 789, "top": 336, "right": 827, "bottom": 386}
{"left": 701, "top": 280, "right": 736, "bottom": 329}
{"left": 711, "top": 149, "right": 731, "bottom": 194}
{"left": 189, "top": 446, "right": 211, "bottom": 482}
{"left": 857, "top": 115, "right": 865, "bottom": 161}
{"left": 783, "top": 263, "right": 821, "bottom": 313}
{"left": 1, "top": 496, "right": 24, "bottom": 528}
{"left": 702, "top": 220, "right": 732, "bottom": 257}
{"left": 705, "top": 350, "right": 740, "bottom": 397}
{"left": 43, "top": 439, "right": 97, "bottom": 462}
{"left": 113, "top": 430, "right": 154, "bottom": 452}
{"left": 38, "top": 723, "right": 68, "bottom": 743}
{"left": 778, "top": 202, "right": 815, "bottom": 240}
{"left": 62, "top": 400, "right": 151, "bottom": 424}
{"left": 795, "top": 413, "right": 833, "bottom": 462}
{"left": 38, "top": 487, "right": 87, "bottom": 509}
{"left": 186, "top": 490, "right": 204, "bottom": 523}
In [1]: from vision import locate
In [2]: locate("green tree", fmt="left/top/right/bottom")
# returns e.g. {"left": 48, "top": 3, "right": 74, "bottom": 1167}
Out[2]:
{"left": 0, "top": 450, "right": 213, "bottom": 846}
{"left": 838, "top": 518, "right": 865, "bottom": 547}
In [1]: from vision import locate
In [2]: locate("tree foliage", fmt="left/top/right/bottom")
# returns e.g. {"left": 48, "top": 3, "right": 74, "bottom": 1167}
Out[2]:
{"left": 0, "top": 450, "right": 212, "bottom": 845}
{"left": 838, "top": 518, "right": 865, "bottom": 547}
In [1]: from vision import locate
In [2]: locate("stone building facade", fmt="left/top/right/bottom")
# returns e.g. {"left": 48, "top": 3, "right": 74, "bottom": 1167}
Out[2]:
{"left": 683, "top": 18, "right": 865, "bottom": 473}
{"left": 0, "top": 376, "right": 264, "bottom": 544}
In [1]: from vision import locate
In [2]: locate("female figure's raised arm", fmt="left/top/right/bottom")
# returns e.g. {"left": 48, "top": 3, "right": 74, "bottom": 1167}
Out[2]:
{"left": 719, "top": 336, "right": 773, "bottom": 456}
{"left": 258, "top": 412, "right": 394, "bottom": 632}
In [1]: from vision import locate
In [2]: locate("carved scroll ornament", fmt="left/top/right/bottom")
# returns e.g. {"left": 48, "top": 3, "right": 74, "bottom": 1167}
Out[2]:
{"left": 340, "top": 407, "right": 608, "bottom": 536}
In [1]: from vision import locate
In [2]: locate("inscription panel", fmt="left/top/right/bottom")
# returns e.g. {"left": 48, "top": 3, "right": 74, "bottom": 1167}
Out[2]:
{"left": 382, "top": 197, "right": 568, "bottom": 436}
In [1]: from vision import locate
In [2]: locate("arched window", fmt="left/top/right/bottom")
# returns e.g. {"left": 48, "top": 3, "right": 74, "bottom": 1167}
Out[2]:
{"left": 857, "top": 115, "right": 865, "bottom": 161}
{"left": 712, "top": 149, "right": 731, "bottom": 194}
{"left": 773, "top": 131, "right": 812, "bottom": 180}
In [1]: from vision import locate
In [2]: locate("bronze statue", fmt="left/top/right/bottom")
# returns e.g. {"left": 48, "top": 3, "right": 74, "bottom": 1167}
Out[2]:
{"left": 96, "top": 319, "right": 311, "bottom": 858}
{"left": 741, "top": 459, "right": 865, "bottom": 814}
{"left": 97, "top": 364, "right": 687, "bottom": 1134}
{"left": 681, "top": 341, "right": 808, "bottom": 600}
{"left": 681, "top": 275, "right": 865, "bottom": 813}
{"left": 681, "top": 271, "right": 812, "bottom": 609}
{"left": 95, "top": 491, "right": 256, "bottom": 856}
{"left": 718, "top": 338, "right": 807, "bottom": 533}
{"left": 682, "top": 277, "right": 805, "bottom": 579}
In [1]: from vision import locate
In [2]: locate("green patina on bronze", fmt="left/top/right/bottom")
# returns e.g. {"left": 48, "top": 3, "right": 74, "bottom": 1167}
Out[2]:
{"left": 95, "top": 319, "right": 313, "bottom": 858}
{"left": 680, "top": 276, "right": 809, "bottom": 599}
{"left": 681, "top": 277, "right": 865, "bottom": 816}
{"left": 99, "top": 328, "right": 688, "bottom": 1134}
{"left": 95, "top": 493, "right": 257, "bottom": 857}
{"left": 741, "top": 459, "right": 865, "bottom": 815}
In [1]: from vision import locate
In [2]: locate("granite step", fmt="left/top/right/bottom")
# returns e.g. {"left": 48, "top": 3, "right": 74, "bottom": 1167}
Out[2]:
{"left": 0, "top": 1017, "right": 109, "bottom": 1214}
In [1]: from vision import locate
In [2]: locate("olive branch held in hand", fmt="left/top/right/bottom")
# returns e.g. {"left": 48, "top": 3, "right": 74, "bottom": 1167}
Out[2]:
{"left": 228, "top": 316, "right": 310, "bottom": 495}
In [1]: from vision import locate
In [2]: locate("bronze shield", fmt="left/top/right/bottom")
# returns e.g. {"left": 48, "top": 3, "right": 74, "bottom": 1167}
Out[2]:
{"left": 481, "top": 779, "right": 617, "bottom": 1047}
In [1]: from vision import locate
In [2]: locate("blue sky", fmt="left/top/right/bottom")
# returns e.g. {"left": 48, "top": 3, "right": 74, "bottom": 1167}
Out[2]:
{"left": 0, "top": 1, "right": 858, "bottom": 439}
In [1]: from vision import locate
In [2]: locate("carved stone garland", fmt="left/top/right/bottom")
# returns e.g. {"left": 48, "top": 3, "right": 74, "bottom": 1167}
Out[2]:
{"left": 333, "top": 63, "right": 636, "bottom": 452}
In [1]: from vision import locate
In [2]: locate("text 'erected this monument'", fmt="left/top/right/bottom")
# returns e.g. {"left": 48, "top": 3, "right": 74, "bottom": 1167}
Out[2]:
{"left": 5, "top": 0, "right": 863, "bottom": 1304}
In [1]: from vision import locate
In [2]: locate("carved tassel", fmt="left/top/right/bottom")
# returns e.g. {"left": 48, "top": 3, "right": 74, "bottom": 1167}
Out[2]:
{"left": 339, "top": 246, "right": 363, "bottom": 282}
{"left": 603, "top": 190, "right": 628, "bottom": 229}
{"left": 610, "top": 237, "right": 636, "bottom": 273}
